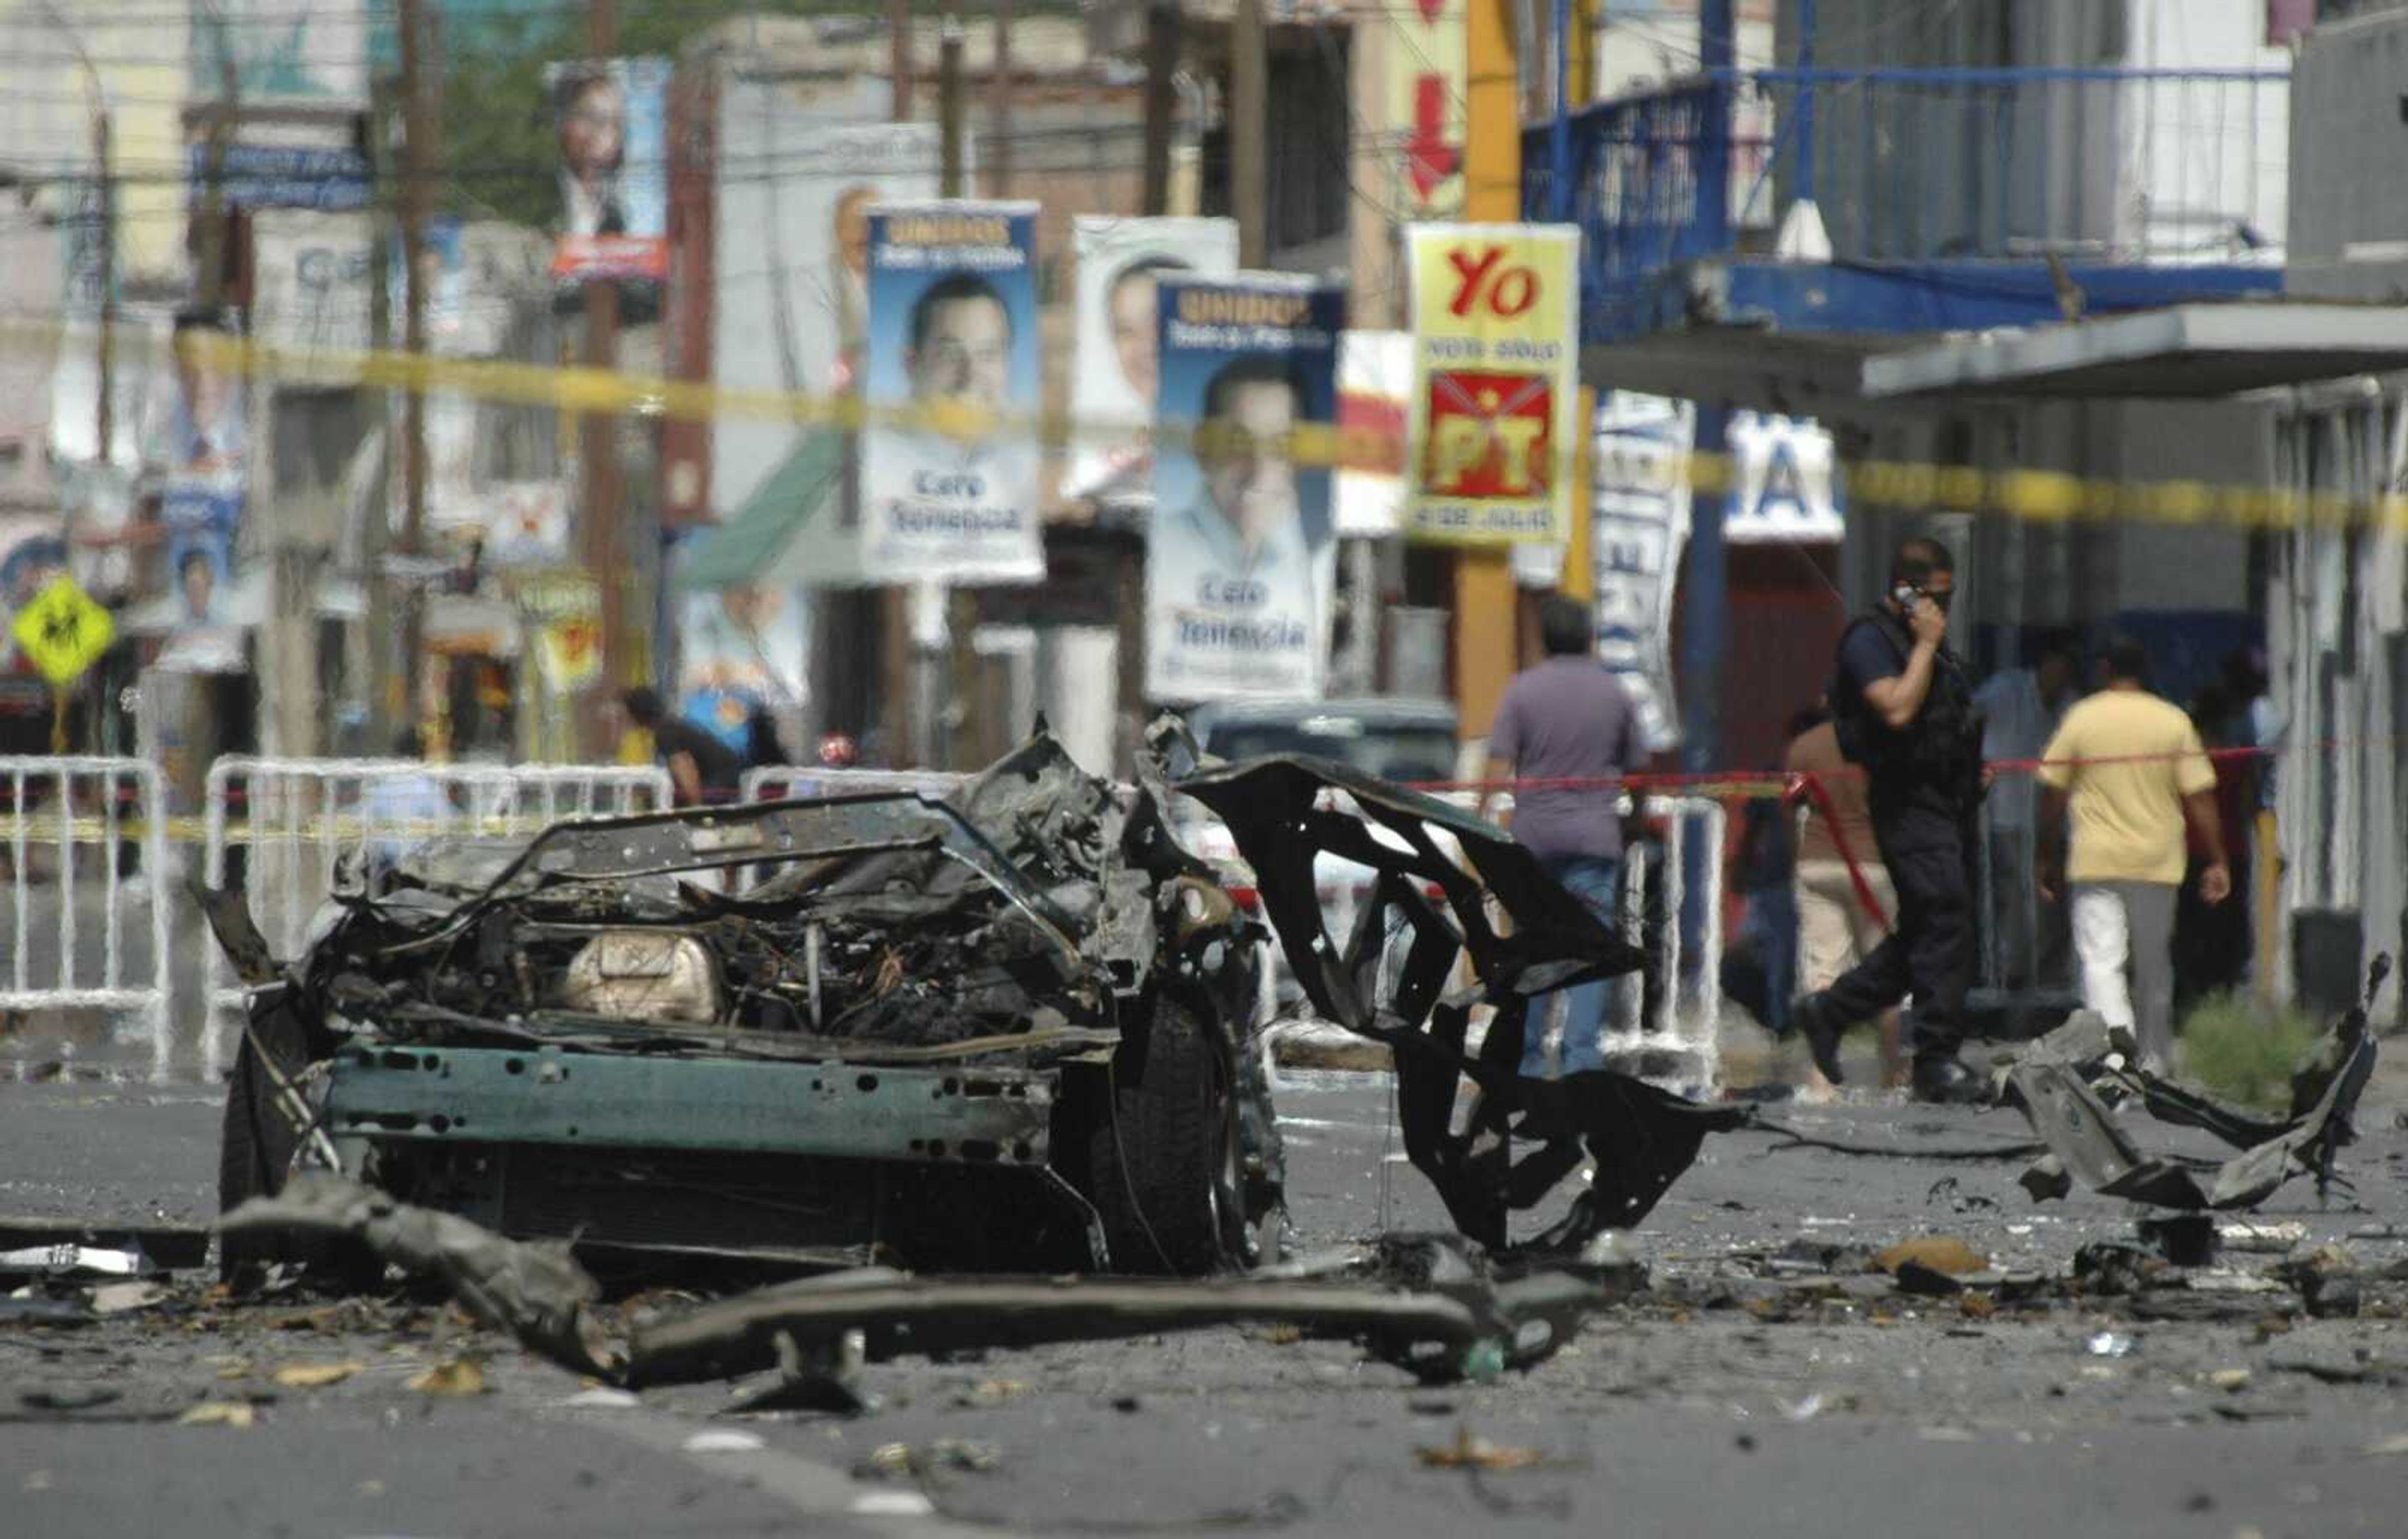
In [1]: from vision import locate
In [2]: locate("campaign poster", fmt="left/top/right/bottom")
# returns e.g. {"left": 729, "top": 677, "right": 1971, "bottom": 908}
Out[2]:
{"left": 547, "top": 56, "right": 670, "bottom": 284}
{"left": 152, "top": 310, "right": 248, "bottom": 610}
{"left": 1145, "top": 274, "right": 1344, "bottom": 703}
{"left": 1066, "top": 216, "right": 1240, "bottom": 507}
{"left": 860, "top": 201, "right": 1045, "bottom": 586}
{"left": 1404, "top": 223, "right": 1580, "bottom": 544}
{"left": 707, "top": 116, "right": 939, "bottom": 526}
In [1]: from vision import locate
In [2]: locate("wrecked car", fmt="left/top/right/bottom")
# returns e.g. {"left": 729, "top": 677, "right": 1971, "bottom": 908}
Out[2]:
{"left": 213, "top": 730, "right": 1284, "bottom": 1281}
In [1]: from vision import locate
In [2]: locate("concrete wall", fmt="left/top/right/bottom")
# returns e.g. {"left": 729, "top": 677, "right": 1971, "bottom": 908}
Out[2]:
{"left": 2289, "top": 7, "right": 2408, "bottom": 270}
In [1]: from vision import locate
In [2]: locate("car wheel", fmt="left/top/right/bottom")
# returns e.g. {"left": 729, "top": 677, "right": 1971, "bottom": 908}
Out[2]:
{"left": 1086, "top": 994, "right": 1249, "bottom": 1276}
{"left": 217, "top": 1028, "right": 307, "bottom": 1284}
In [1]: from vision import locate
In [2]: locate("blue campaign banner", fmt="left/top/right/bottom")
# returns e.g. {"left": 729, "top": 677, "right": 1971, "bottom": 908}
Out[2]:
{"left": 190, "top": 143, "right": 372, "bottom": 212}
{"left": 1144, "top": 274, "right": 1344, "bottom": 703}
{"left": 860, "top": 201, "right": 1045, "bottom": 585}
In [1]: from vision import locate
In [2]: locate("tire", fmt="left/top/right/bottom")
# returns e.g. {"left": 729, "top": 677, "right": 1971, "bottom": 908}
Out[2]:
{"left": 1086, "top": 995, "right": 1248, "bottom": 1276}
{"left": 217, "top": 1031, "right": 304, "bottom": 1284}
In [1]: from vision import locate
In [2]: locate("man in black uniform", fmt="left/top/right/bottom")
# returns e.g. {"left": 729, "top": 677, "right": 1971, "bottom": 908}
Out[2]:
{"left": 1790, "top": 538, "right": 1988, "bottom": 1104}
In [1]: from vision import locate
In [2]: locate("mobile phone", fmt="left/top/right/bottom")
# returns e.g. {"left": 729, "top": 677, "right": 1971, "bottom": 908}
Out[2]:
{"left": 1891, "top": 582, "right": 1923, "bottom": 614}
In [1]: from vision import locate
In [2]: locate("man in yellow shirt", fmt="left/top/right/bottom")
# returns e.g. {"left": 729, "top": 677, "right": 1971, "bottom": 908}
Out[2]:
{"left": 2037, "top": 638, "right": 2231, "bottom": 1073}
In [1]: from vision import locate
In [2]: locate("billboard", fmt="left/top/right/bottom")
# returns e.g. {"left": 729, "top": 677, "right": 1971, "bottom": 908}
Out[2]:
{"left": 1145, "top": 274, "right": 1344, "bottom": 703}
{"left": 149, "top": 312, "right": 248, "bottom": 607}
{"left": 1066, "top": 216, "right": 1240, "bottom": 507}
{"left": 709, "top": 112, "right": 939, "bottom": 525}
{"left": 860, "top": 201, "right": 1045, "bottom": 586}
{"left": 548, "top": 56, "right": 670, "bottom": 284}
{"left": 1405, "top": 223, "right": 1580, "bottom": 545}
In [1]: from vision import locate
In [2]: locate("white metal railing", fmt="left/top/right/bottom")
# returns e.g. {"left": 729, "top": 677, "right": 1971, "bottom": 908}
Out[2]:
{"left": 0, "top": 756, "right": 174, "bottom": 1079}
{"left": 201, "top": 756, "right": 672, "bottom": 1077}
{"left": 1507, "top": 794, "right": 1724, "bottom": 1098}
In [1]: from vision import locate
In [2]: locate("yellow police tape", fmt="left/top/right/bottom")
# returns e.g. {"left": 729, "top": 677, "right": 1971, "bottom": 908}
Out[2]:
{"left": 0, "top": 814, "right": 589, "bottom": 846}
{"left": 27, "top": 320, "right": 2405, "bottom": 537}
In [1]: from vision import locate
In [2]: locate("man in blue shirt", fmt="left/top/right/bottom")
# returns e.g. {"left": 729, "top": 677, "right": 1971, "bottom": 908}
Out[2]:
{"left": 1482, "top": 595, "right": 1648, "bottom": 1076}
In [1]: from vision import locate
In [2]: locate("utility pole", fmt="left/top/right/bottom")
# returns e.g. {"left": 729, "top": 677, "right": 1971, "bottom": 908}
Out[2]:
{"left": 890, "top": 0, "right": 914, "bottom": 120}
{"left": 1139, "top": 3, "right": 1178, "bottom": 217}
{"left": 1232, "top": 0, "right": 1267, "bottom": 265}
{"left": 937, "top": 7, "right": 981, "bottom": 767}
{"left": 989, "top": 0, "right": 1012, "bottom": 193}
{"left": 92, "top": 109, "right": 114, "bottom": 469}
{"left": 366, "top": 75, "right": 398, "bottom": 745}
{"left": 398, "top": 0, "right": 437, "bottom": 737}
{"left": 581, "top": 0, "right": 628, "bottom": 758}
{"left": 1451, "top": 0, "right": 1519, "bottom": 745}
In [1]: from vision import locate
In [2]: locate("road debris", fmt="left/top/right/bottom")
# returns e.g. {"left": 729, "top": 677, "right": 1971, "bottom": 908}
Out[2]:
{"left": 270, "top": 1360, "right": 365, "bottom": 1389}
{"left": 406, "top": 1358, "right": 488, "bottom": 1396}
{"left": 2002, "top": 956, "right": 2389, "bottom": 1211}
{"left": 177, "top": 1402, "right": 258, "bottom": 1429}
{"left": 1414, "top": 1426, "right": 1546, "bottom": 1472}
{"left": 1175, "top": 747, "right": 1748, "bottom": 1252}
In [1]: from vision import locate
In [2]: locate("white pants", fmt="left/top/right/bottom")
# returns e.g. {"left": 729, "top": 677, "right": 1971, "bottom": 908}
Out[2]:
{"left": 2072, "top": 881, "right": 2178, "bottom": 1069}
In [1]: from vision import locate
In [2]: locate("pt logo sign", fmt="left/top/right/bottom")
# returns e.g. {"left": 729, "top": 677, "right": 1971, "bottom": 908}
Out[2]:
{"left": 1425, "top": 370, "right": 1551, "bottom": 496}
{"left": 1405, "top": 224, "right": 1580, "bottom": 544}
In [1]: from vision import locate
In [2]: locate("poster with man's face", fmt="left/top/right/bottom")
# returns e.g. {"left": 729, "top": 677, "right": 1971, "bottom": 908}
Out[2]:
{"left": 1145, "top": 275, "right": 1344, "bottom": 703}
{"left": 547, "top": 56, "right": 668, "bottom": 283}
{"left": 154, "top": 313, "right": 248, "bottom": 601}
{"left": 1066, "top": 217, "right": 1239, "bottom": 507}
{"left": 860, "top": 201, "right": 1045, "bottom": 586}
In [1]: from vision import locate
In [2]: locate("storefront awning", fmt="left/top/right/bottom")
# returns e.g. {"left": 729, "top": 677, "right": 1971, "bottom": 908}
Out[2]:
{"left": 672, "top": 429, "right": 848, "bottom": 591}
{"left": 1861, "top": 302, "right": 2408, "bottom": 401}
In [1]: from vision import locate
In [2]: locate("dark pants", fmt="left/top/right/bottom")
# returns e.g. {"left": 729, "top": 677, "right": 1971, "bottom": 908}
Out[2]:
{"left": 1814, "top": 829, "right": 1973, "bottom": 1065}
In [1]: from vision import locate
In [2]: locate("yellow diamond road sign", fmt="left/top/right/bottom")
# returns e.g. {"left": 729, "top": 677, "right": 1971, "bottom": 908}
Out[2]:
{"left": 10, "top": 575, "right": 115, "bottom": 687}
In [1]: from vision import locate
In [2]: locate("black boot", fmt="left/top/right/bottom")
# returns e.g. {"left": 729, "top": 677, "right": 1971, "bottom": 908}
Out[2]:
{"left": 1789, "top": 992, "right": 1846, "bottom": 1085}
{"left": 1909, "top": 1055, "right": 1988, "bottom": 1106}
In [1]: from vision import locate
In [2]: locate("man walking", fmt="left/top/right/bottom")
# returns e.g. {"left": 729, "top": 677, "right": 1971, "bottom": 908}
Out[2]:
{"left": 1791, "top": 537, "right": 1988, "bottom": 1103}
{"left": 1482, "top": 595, "right": 1649, "bottom": 1077}
{"left": 2037, "top": 636, "right": 2229, "bottom": 1073}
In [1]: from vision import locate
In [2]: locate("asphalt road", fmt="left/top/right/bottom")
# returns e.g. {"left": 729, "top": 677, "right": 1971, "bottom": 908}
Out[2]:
{"left": 7, "top": 1064, "right": 2408, "bottom": 1538}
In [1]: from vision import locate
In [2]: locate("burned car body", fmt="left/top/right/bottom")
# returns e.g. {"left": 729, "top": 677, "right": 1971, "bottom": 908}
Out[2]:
{"left": 216, "top": 732, "right": 1282, "bottom": 1279}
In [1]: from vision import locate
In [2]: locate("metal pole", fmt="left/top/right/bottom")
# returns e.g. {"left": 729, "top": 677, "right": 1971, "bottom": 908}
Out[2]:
{"left": 1548, "top": 0, "right": 1571, "bottom": 221}
{"left": 1232, "top": 0, "right": 1267, "bottom": 266}
{"left": 937, "top": 8, "right": 980, "bottom": 767}
{"left": 581, "top": 0, "right": 628, "bottom": 757}
{"left": 890, "top": 0, "right": 914, "bottom": 120}
{"left": 1795, "top": 0, "right": 1817, "bottom": 204}
{"left": 398, "top": 0, "right": 437, "bottom": 737}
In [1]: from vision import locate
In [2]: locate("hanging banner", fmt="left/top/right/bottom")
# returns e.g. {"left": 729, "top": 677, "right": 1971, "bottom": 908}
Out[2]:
{"left": 1334, "top": 329, "right": 1410, "bottom": 538}
{"left": 1067, "top": 216, "right": 1241, "bottom": 508}
{"left": 1146, "top": 274, "right": 1344, "bottom": 703}
{"left": 547, "top": 56, "right": 670, "bottom": 284}
{"left": 860, "top": 201, "right": 1045, "bottom": 586}
{"left": 1404, "top": 223, "right": 1580, "bottom": 545}
{"left": 1384, "top": 0, "right": 1467, "bottom": 221}
{"left": 1591, "top": 392, "right": 1692, "bottom": 753}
